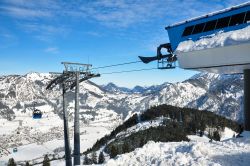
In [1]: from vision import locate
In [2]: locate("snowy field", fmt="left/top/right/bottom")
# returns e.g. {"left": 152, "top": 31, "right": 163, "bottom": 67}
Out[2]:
{"left": 0, "top": 106, "right": 111, "bottom": 165}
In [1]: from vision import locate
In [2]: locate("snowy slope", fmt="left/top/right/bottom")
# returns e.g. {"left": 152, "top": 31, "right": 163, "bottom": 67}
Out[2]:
{"left": 47, "top": 122, "right": 248, "bottom": 166}
{"left": 105, "top": 132, "right": 250, "bottom": 166}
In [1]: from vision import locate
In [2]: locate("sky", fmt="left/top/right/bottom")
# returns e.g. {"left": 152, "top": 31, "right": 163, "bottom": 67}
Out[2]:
{"left": 0, "top": 0, "right": 249, "bottom": 87}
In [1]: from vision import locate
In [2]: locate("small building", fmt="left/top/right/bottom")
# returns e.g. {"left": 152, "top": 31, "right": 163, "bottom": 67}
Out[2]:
{"left": 165, "top": 2, "right": 250, "bottom": 74}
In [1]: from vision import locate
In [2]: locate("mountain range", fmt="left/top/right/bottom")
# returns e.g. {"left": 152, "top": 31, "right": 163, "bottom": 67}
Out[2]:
{"left": 0, "top": 72, "right": 244, "bottom": 123}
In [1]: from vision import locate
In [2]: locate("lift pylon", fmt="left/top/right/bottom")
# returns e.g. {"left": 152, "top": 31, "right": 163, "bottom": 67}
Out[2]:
{"left": 47, "top": 62, "right": 100, "bottom": 166}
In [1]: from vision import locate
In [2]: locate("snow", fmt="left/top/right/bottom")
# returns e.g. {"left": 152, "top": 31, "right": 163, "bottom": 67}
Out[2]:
{"left": 220, "top": 127, "right": 237, "bottom": 141}
{"left": 176, "top": 26, "right": 250, "bottom": 53}
{"left": 116, "top": 119, "right": 162, "bottom": 138}
{"left": 106, "top": 131, "right": 250, "bottom": 166}
{"left": 1, "top": 143, "right": 52, "bottom": 161}
{"left": 0, "top": 115, "right": 110, "bottom": 165}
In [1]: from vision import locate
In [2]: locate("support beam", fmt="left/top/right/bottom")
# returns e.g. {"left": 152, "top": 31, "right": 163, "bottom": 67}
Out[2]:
{"left": 63, "top": 84, "right": 72, "bottom": 166}
{"left": 47, "top": 62, "right": 100, "bottom": 165}
{"left": 244, "top": 69, "right": 250, "bottom": 131}
{"left": 73, "top": 72, "right": 80, "bottom": 165}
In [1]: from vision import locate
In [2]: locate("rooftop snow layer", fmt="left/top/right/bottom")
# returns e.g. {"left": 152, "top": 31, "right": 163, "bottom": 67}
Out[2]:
{"left": 176, "top": 25, "right": 250, "bottom": 53}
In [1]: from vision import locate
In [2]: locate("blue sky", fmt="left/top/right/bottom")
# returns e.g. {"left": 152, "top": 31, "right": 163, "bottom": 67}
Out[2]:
{"left": 0, "top": 0, "right": 249, "bottom": 87}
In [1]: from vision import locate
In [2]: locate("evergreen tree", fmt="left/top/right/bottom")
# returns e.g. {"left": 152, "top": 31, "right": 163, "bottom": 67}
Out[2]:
{"left": 7, "top": 158, "right": 16, "bottom": 166}
{"left": 213, "top": 130, "right": 221, "bottom": 141}
{"left": 98, "top": 151, "right": 105, "bottom": 164}
{"left": 91, "top": 151, "right": 97, "bottom": 164}
{"left": 199, "top": 131, "right": 204, "bottom": 137}
{"left": 110, "top": 145, "right": 118, "bottom": 158}
{"left": 139, "top": 138, "right": 145, "bottom": 147}
{"left": 83, "top": 155, "right": 91, "bottom": 165}
{"left": 122, "top": 142, "right": 129, "bottom": 153}
{"left": 42, "top": 154, "right": 50, "bottom": 166}
{"left": 25, "top": 161, "right": 30, "bottom": 166}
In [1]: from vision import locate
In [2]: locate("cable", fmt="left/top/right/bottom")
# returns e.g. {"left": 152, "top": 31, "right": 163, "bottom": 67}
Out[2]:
{"left": 100, "top": 67, "right": 158, "bottom": 75}
{"left": 91, "top": 60, "right": 142, "bottom": 70}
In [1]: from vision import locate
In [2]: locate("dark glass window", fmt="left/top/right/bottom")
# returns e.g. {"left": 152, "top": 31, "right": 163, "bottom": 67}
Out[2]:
{"left": 229, "top": 12, "right": 245, "bottom": 26}
{"left": 215, "top": 16, "right": 230, "bottom": 29}
{"left": 182, "top": 25, "right": 194, "bottom": 36}
{"left": 192, "top": 23, "right": 205, "bottom": 34}
{"left": 203, "top": 20, "right": 217, "bottom": 32}
{"left": 245, "top": 11, "right": 250, "bottom": 23}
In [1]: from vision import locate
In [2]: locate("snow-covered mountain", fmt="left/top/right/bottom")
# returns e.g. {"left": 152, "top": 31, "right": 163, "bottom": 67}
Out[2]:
{"left": 0, "top": 72, "right": 244, "bottom": 123}
{"left": 103, "top": 73, "right": 243, "bottom": 122}
{"left": 101, "top": 83, "right": 164, "bottom": 94}
{"left": 0, "top": 72, "right": 244, "bottom": 164}
{"left": 101, "top": 82, "right": 131, "bottom": 93}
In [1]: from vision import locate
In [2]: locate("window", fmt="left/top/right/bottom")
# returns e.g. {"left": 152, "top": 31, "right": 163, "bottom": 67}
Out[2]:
{"left": 245, "top": 11, "right": 250, "bottom": 23}
{"left": 229, "top": 12, "right": 245, "bottom": 26}
{"left": 182, "top": 25, "right": 194, "bottom": 36}
{"left": 215, "top": 16, "right": 230, "bottom": 29}
{"left": 203, "top": 20, "right": 217, "bottom": 32}
{"left": 192, "top": 23, "right": 205, "bottom": 34}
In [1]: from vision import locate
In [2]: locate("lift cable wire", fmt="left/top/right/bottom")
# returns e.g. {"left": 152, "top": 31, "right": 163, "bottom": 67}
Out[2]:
{"left": 91, "top": 60, "right": 142, "bottom": 70}
{"left": 100, "top": 67, "right": 159, "bottom": 75}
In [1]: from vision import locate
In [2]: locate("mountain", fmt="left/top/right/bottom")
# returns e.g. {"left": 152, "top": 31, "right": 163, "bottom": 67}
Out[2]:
{"left": 0, "top": 72, "right": 244, "bottom": 123}
{"left": 101, "top": 83, "right": 131, "bottom": 93}
{"left": 101, "top": 83, "right": 164, "bottom": 94}
{"left": 0, "top": 72, "right": 245, "bottom": 163}
{"left": 83, "top": 105, "right": 241, "bottom": 163}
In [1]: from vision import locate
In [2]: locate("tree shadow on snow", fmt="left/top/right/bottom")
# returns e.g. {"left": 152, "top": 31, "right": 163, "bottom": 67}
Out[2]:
{"left": 212, "top": 152, "right": 250, "bottom": 166}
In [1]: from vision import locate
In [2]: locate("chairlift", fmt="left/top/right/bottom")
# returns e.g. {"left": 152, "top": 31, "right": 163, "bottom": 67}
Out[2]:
{"left": 32, "top": 102, "right": 42, "bottom": 119}
{"left": 13, "top": 147, "right": 18, "bottom": 153}
{"left": 33, "top": 109, "right": 42, "bottom": 119}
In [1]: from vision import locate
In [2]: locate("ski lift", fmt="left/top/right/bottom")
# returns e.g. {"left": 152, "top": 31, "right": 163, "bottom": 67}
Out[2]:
{"left": 13, "top": 147, "right": 18, "bottom": 153}
{"left": 139, "top": 43, "right": 177, "bottom": 69}
{"left": 33, "top": 109, "right": 42, "bottom": 119}
{"left": 32, "top": 102, "right": 42, "bottom": 119}
{"left": 139, "top": 3, "right": 250, "bottom": 74}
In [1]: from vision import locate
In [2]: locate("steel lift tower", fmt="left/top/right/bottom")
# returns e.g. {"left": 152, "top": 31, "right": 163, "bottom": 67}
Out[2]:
{"left": 47, "top": 62, "right": 100, "bottom": 166}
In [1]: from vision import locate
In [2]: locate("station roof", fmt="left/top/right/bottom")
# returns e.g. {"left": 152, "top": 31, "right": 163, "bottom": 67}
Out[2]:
{"left": 165, "top": 2, "right": 250, "bottom": 29}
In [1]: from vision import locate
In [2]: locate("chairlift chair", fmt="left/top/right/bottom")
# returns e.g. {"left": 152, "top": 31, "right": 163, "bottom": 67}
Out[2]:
{"left": 13, "top": 147, "right": 18, "bottom": 153}
{"left": 33, "top": 109, "right": 42, "bottom": 119}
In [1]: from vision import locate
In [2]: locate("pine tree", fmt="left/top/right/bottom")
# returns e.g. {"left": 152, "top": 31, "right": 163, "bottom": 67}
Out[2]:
{"left": 110, "top": 145, "right": 118, "bottom": 158}
{"left": 7, "top": 158, "right": 16, "bottom": 166}
{"left": 42, "top": 154, "right": 50, "bottom": 166}
{"left": 213, "top": 130, "right": 221, "bottom": 141}
{"left": 83, "top": 155, "right": 91, "bottom": 165}
{"left": 25, "top": 161, "right": 30, "bottom": 166}
{"left": 98, "top": 151, "right": 105, "bottom": 164}
{"left": 91, "top": 151, "right": 97, "bottom": 164}
{"left": 122, "top": 142, "right": 129, "bottom": 153}
{"left": 139, "top": 137, "right": 145, "bottom": 147}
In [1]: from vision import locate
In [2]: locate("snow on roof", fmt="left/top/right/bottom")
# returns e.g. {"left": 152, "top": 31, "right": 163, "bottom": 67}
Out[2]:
{"left": 166, "top": 2, "right": 250, "bottom": 29}
{"left": 175, "top": 25, "right": 250, "bottom": 53}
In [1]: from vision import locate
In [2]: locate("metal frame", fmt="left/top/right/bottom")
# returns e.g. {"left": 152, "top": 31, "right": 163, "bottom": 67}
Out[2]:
{"left": 46, "top": 62, "right": 100, "bottom": 166}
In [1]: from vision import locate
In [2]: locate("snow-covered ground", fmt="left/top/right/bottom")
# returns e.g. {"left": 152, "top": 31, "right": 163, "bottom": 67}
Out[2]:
{"left": 47, "top": 131, "right": 250, "bottom": 166}
{"left": 45, "top": 126, "right": 250, "bottom": 166}
{"left": 0, "top": 111, "right": 111, "bottom": 165}
{"left": 106, "top": 131, "right": 250, "bottom": 166}
{"left": 176, "top": 25, "right": 250, "bottom": 53}
{"left": 116, "top": 117, "right": 164, "bottom": 138}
